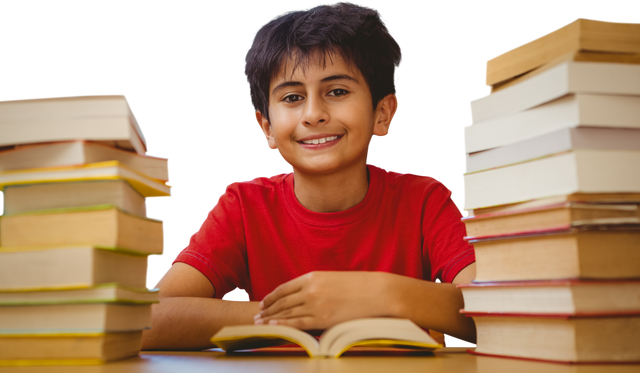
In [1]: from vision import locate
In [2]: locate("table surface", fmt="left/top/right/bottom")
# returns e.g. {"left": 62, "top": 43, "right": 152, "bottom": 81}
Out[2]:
{"left": 1, "top": 348, "right": 639, "bottom": 373}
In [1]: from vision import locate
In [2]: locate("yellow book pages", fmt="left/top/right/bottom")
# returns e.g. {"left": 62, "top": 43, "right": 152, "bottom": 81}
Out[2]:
{"left": 0, "top": 160, "right": 170, "bottom": 197}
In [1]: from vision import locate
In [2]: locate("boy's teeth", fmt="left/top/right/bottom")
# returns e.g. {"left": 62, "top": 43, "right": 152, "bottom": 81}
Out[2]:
{"left": 302, "top": 136, "right": 338, "bottom": 145}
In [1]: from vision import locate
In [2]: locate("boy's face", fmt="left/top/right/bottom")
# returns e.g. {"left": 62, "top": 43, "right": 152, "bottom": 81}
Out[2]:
{"left": 257, "top": 51, "right": 396, "bottom": 176}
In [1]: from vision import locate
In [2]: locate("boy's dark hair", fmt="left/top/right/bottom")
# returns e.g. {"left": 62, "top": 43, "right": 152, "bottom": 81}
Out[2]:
{"left": 245, "top": 2, "right": 401, "bottom": 122}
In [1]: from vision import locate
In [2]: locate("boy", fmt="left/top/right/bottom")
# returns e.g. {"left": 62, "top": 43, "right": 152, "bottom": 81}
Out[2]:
{"left": 141, "top": 3, "right": 476, "bottom": 350}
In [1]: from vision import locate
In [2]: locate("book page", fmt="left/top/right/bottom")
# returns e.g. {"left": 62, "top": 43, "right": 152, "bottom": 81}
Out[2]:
{"left": 324, "top": 327, "right": 441, "bottom": 357}
{"left": 318, "top": 318, "right": 440, "bottom": 357}
{"left": 211, "top": 324, "right": 320, "bottom": 356}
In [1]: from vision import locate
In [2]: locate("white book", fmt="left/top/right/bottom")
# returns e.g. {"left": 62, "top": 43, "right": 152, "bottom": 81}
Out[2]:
{"left": 470, "top": 62, "right": 640, "bottom": 123}
{"left": 459, "top": 280, "right": 640, "bottom": 315}
{"left": 466, "top": 127, "right": 640, "bottom": 173}
{"left": 464, "top": 150, "right": 640, "bottom": 210}
{"left": 466, "top": 93, "right": 640, "bottom": 153}
{"left": 0, "top": 96, "right": 146, "bottom": 154}
{"left": 0, "top": 247, "right": 148, "bottom": 291}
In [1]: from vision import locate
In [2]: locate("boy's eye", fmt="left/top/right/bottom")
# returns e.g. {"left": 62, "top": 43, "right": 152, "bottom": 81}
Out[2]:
{"left": 282, "top": 95, "right": 300, "bottom": 103}
{"left": 331, "top": 88, "right": 349, "bottom": 96}
{"left": 282, "top": 88, "right": 349, "bottom": 103}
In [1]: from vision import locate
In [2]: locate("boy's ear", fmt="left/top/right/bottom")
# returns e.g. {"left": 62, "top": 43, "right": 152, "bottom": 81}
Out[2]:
{"left": 373, "top": 94, "right": 397, "bottom": 137}
{"left": 256, "top": 111, "right": 277, "bottom": 149}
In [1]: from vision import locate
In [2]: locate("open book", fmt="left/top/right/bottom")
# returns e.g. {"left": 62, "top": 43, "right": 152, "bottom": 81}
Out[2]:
{"left": 210, "top": 318, "right": 442, "bottom": 358}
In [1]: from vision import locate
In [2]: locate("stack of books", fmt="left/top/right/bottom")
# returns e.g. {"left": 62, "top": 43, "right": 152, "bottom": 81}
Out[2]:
{"left": 460, "top": 19, "right": 640, "bottom": 364}
{"left": 0, "top": 96, "right": 170, "bottom": 365}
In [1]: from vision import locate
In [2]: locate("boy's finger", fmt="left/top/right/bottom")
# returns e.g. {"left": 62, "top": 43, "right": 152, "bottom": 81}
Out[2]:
{"left": 255, "top": 304, "right": 310, "bottom": 325}
{"left": 254, "top": 293, "right": 304, "bottom": 323}
{"left": 254, "top": 309, "right": 317, "bottom": 329}
{"left": 260, "top": 277, "right": 303, "bottom": 309}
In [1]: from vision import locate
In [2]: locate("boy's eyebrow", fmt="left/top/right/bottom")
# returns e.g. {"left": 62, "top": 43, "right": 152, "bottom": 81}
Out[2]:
{"left": 271, "top": 74, "right": 359, "bottom": 95}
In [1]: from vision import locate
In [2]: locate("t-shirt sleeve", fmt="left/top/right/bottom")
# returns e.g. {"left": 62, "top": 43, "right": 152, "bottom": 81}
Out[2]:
{"left": 422, "top": 183, "right": 475, "bottom": 283}
{"left": 173, "top": 184, "right": 250, "bottom": 298}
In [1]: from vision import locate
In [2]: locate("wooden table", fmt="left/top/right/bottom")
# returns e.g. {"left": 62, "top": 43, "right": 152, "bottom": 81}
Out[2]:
{"left": 1, "top": 348, "right": 638, "bottom": 373}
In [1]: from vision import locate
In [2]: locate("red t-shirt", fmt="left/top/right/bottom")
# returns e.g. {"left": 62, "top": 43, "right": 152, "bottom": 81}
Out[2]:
{"left": 174, "top": 165, "right": 475, "bottom": 301}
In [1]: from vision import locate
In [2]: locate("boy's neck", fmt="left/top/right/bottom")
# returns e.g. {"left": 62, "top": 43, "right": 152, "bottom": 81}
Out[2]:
{"left": 293, "top": 163, "right": 369, "bottom": 213}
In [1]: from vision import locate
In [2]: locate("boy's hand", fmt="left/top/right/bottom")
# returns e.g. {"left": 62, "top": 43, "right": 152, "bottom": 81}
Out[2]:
{"left": 254, "top": 271, "right": 394, "bottom": 330}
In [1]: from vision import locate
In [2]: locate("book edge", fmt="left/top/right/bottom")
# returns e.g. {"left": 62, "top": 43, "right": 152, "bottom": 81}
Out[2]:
{"left": 468, "top": 349, "right": 640, "bottom": 365}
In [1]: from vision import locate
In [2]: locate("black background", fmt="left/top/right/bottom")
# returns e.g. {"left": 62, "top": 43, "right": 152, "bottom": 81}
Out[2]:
{"left": 0, "top": 1, "right": 639, "bottom": 282}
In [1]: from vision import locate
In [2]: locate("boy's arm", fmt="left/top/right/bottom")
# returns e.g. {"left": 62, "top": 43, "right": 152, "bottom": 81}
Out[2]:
{"left": 391, "top": 263, "right": 476, "bottom": 342}
{"left": 254, "top": 263, "right": 477, "bottom": 343}
{"left": 141, "top": 262, "right": 260, "bottom": 350}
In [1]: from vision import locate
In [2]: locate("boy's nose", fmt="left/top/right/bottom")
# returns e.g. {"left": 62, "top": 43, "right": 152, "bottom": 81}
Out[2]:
{"left": 302, "top": 96, "right": 329, "bottom": 126}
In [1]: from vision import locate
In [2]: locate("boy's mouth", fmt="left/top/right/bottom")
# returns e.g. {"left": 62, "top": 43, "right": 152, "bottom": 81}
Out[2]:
{"left": 298, "top": 135, "right": 342, "bottom": 145}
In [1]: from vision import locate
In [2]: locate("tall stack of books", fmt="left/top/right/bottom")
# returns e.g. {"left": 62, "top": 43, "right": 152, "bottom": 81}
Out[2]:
{"left": 460, "top": 19, "right": 640, "bottom": 364}
{"left": 0, "top": 96, "right": 170, "bottom": 365}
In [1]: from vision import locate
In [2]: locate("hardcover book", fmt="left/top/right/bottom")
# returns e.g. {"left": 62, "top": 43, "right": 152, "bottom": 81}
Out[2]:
{"left": 0, "top": 206, "right": 163, "bottom": 255}
{"left": 486, "top": 19, "right": 640, "bottom": 86}
{"left": 0, "top": 141, "right": 168, "bottom": 180}
{"left": 467, "top": 312, "right": 640, "bottom": 363}
{"left": 0, "top": 247, "right": 148, "bottom": 290}
{"left": 0, "top": 332, "right": 143, "bottom": 366}
{"left": 459, "top": 279, "right": 640, "bottom": 315}
{"left": 0, "top": 95, "right": 146, "bottom": 154}
{"left": 0, "top": 161, "right": 170, "bottom": 198}
{"left": 470, "top": 226, "right": 640, "bottom": 282}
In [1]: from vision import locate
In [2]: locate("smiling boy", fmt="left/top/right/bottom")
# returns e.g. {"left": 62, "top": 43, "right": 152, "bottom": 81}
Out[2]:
{"left": 141, "top": 3, "right": 476, "bottom": 350}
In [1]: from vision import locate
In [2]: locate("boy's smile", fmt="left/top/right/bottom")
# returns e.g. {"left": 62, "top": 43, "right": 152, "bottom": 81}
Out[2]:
{"left": 254, "top": 48, "right": 399, "bottom": 212}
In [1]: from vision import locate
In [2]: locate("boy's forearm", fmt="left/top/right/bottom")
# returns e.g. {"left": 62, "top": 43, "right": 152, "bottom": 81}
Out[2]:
{"left": 382, "top": 273, "right": 476, "bottom": 343}
{"left": 141, "top": 297, "right": 260, "bottom": 350}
